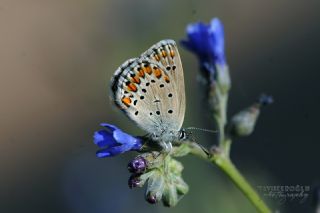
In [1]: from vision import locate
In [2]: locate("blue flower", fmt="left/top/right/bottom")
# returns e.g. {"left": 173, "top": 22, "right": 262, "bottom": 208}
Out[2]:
{"left": 93, "top": 123, "right": 142, "bottom": 157}
{"left": 181, "top": 18, "right": 226, "bottom": 69}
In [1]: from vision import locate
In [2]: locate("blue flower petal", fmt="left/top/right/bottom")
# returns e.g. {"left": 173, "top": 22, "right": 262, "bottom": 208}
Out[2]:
{"left": 93, "top": 130, "right": 117, "bottom": 148}
{"left": 208, "top": 18, "right": 225, "bottom": 65}
{"left": 96, "top": 150, "right": 111, "bottom": 158}
{"left": 96, "top": 144, "right": 132, "bottom": 158}
{"left": 182, "top": 17, "right": 226, "bottom": 69}
{"left": 113, "top": 128, "right": 138, "bottom": 145}
{"left": 100, "top": 123, "right": 118, "bottom": 131}
{"left": 186, "top": 22, "right": 211, "bottom": 59}
{"left": 93, "top": 123, "right": 143, "bottom": 158}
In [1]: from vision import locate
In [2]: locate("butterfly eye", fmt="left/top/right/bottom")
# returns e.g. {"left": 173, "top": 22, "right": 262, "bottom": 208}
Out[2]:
{"left": 179, "top": 130, "right": 186, "bottom": 140}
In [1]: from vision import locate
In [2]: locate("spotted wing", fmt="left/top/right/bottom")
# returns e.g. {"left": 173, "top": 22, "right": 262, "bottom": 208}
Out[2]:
{"left": 110, "top": 40, "right": 185, "bottom": 141}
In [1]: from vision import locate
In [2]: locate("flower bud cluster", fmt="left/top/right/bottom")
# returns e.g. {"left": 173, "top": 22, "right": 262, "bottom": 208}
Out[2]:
{"left": 127, "top": 152, "right": 189, "bottom": 207}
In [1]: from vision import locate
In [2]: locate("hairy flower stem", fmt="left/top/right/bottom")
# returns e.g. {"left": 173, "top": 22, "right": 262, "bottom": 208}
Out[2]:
{"left": 189, "top": 143, "right": 271, "bottom": 213}
{"left": 200, "top": 81, "right": 271, "bottom": 212}
{"left": 214, "top": 93, "right": 230, "bottom": 154}
{"left": 211, "top": 152, "right": 271, "bottom": 213}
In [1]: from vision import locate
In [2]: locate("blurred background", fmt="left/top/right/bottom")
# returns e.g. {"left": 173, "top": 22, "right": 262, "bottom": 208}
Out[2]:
{"left": 1, "top": 0, "right": 319, "bottom": 212}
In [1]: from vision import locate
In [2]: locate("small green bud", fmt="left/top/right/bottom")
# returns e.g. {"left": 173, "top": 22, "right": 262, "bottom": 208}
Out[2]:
{"left": 145, "top": 171, "right": 165, "bottom": 204}
{"left": 162, "top": 184, "right": 178, "bottom": 207}
{"left": 163, "top": 157, "right": 188, "bottom": 207}
{"left": 229, "top": 104, "right": 260, "bottom": 137}
{"left": 229, "top": 94, "right": 273, "bottom": 137}
{"left": 168, "top": 158, "right": 184, "bottom": 176}
{"left": 173, "top": 176, "right": 189, "bottom": 195}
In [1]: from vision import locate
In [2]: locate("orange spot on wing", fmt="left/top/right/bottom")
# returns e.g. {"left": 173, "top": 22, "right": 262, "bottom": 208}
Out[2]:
{"left": 170, "top": 50, "right": 175, "bottom": 58}
{"left": 153, "top": 67, "right": 162, "bottom": 79}
{"left": 127, "top": 83, "right": 137, "bottom": 92}
{"left": 121, "top": 97, "right": 131, "bottom": 107}
{"left": 164, "top": 75, "right": 170, "bottom": 83}
{"left": 154, "top": 54, "right": 160, "bottom": 61}
{"left": 132, "top": 75, "right": 140, "bottom": 84}
{"left": 161, "top": 50, "right": 167, "bottom": 57}
{"left": 138, "top": 69, "right": 145, "bottom": 77}
{"left": 144, "top": 65, "right": 152, "bottom": 74}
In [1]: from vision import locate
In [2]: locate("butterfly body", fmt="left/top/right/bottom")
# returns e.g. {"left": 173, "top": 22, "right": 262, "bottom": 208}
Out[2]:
{"left": 111, "top": 40, "right": 186, "bottom": 145}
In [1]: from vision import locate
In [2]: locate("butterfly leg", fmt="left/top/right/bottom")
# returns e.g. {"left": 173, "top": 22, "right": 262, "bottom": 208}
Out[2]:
{"left": 165, "top": 142, "right": 173, "bottom": 153}
{"left": 158, "top": 141, "right": 173, "bottom": 154}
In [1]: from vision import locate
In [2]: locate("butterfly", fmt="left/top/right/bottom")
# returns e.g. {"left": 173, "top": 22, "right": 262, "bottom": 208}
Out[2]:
{"left": 110, "top": 40, "right": 187, "bottom": 149}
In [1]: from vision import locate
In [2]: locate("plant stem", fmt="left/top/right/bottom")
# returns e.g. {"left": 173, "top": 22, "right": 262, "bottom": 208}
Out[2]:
{"left": 211, "top": 153, "right": 271, "bottom": 213}
{"left": 192, "top": 80, "right": 271, "bottom": 212}
{"left": 212, "top": 90, "right": 229, "bottom": 152}
{"left": 189, "top": 144, "right": 271, "bottom": 213}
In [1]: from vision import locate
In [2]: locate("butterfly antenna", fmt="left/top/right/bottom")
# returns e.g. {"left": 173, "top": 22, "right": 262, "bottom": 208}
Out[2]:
{"left": 187, "top": 131, "right": 210, "bottom": 157}
{"left": 186, "top": 127, "right": 218, "bottom": 134}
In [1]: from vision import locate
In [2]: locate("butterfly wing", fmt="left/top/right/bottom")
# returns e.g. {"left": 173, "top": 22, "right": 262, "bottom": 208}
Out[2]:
{"left": 110, "top": 40, "right": 185, "bottom": 142}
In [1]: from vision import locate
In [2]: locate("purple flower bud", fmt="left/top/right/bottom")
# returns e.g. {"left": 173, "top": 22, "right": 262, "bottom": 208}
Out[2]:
{"left": 128, "top": 174, "right": 143, "bottom": 188}
{"left": 258, "top": 94, "right": 274, "bottom": 106}
{"left": 145, "top": 172, "right": 164, "bottom": 204}
{"left": 146, "top": 194, "right": 158, "bottom": 204}
{"left": 128, "top": 156, "right": 147, "bottom": 174}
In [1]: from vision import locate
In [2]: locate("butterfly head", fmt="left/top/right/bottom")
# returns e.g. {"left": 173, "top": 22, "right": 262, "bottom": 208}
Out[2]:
{"left": 148, "top": 128, "right": 190, "bottom": 145}
{"left": 178, "top": 128, "right": 189, "bottom": 141}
